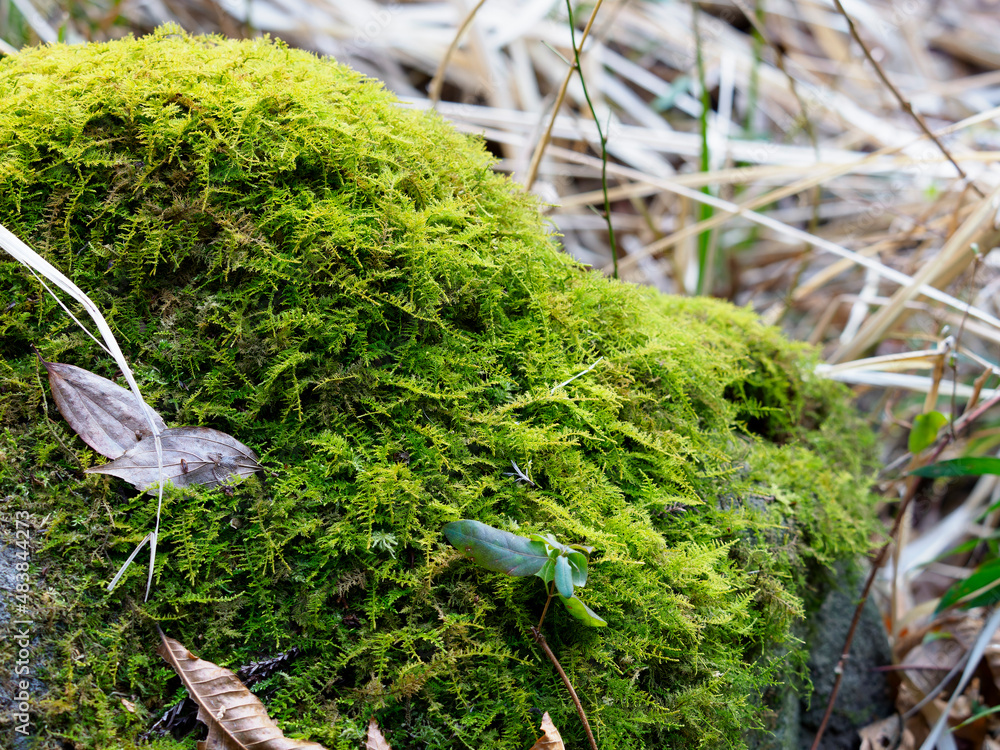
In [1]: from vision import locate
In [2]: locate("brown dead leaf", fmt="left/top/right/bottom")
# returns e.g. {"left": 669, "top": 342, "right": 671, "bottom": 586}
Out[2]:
{"left": 365, "top": 718, "right": 392, "bottom": 750}
{"left": 529, "top": 712, "right": 564, "bottom": 750}
{"left": 156, "top": 629, "right": 326, "bottom": 750}
{"left": 87, "top": 426, "right": 260, "bottom": 492}
{"left": 858, "top": 714, "right": 904, "bottom": 750}
{"left": 41, "top": 357, "right": 166, "bottom": 459}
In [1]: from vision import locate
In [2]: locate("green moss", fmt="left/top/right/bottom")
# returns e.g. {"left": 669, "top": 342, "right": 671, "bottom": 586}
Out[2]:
{"left": 0, "top": 28, "right": 876, "bottom": 749}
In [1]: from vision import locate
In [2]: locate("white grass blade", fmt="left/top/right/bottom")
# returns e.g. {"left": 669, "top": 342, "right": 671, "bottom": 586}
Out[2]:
{"left": 919, "top": 606, "right": 1000, "bottom": 750}
{"left": 551, "top": 356, "right": 604, "bottom": 393}
{"left": 106, "top": 532, "right": 151, "bottom": 593}
{"left": 0, "top": 225, "right": 153, "bottom": 420}
{"left": 24, "top": 267, "right": 112, "bottom": 358}
{"left": 146, "top": 531, "right": 157, "bottom": 601}
{"left": 0, "top": 222, "right": 165, "bottom": 599}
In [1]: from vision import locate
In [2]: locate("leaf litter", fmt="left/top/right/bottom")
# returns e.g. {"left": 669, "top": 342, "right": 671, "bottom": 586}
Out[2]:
{"left": 529, "top": 712, "right": 565, "bottom": 750}
{"left": 156, "top": 628, "right": 327, "bottom": 750}
{"left": 86, "top": 426, "right": 261, "bottom": 493}
{"left": 38, "top": 353, "right": 261, "bottom": 597}
{"left": 39, "top": 354, "right": 167, "bottom": 459}
{"left": 365, "top": 718, "right": 393, "bottom": 750}
{"left": 40, "top": 357, "right": 261, "bottom": 493}
{"left": 143, "top": 646, "right": 303, "bottom": 742}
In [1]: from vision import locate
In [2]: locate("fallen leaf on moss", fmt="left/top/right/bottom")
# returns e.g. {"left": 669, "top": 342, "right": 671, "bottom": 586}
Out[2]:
{"left": 365, "top": 718, "right": 392, "bottom": 749}
{"left": 156, "top": 629, "right": 326, "bottom": 750}
{"left": 40, "top": 356, "right": 166, "bottom": 459}
{"left": 142, "top": 647, "right": 303, "bottom": 742}
{"left": 529, "top": 712, "right": 564, "bottom": 750}
{"left": 86, "top": 426, "right": 260, "bottom": 492}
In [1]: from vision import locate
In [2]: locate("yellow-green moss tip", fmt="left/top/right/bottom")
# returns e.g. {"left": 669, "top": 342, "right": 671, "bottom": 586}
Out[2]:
{"left": 0, "top": 27, "right": 876, "bottom": 749}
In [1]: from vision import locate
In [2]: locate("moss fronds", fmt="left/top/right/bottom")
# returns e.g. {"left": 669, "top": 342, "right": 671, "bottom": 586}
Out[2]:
{"left": 0, "top": 28, "right": 876, "bottom": 749}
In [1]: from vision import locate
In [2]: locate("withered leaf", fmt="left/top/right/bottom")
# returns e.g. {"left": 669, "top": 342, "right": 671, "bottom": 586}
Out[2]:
{"left": 529, "top": 712, "right": 565, "bottom": 750}
{"left": 157, "top": 630, "right": 327, "bottom": 750}
{"left": 365, "top": 718, "right": 393, "bottom": 750}
{"left": 86, "top": 426, "right": 260, "bottom": 492}
{"left": 40, "top": 357, "right": 166, "bottom": 459}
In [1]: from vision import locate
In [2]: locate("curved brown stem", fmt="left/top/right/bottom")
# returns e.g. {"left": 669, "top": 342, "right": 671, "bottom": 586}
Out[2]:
{"left": 531, "top": 626, "right": 598, "bottom": 750}
{"left": 538, "top": 582, "right": 555, "bottom": 630}
{"left": 428, "top": 0, "right": 489, "bottom": 107}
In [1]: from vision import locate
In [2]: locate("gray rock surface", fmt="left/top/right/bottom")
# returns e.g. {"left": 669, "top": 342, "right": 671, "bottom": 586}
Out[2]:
{"left": 0, "top": 526, "right": 48, "bottom": 750}
{"left": 799, "top": 581, "right": 896, "bottom": 750}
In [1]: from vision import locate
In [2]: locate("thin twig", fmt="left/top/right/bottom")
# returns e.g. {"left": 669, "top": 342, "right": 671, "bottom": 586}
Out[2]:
{"left": 538, "top": 582, "right": 555, "bottom": 629}
{"left": 951, "top": 254, "right": 982, "bottom": 437}
{"left": 564, "top": 0, "right": 618, "bottom": 276}
{"left": 809, "top": 388, "right": 1000, "bottom": 750}
{"left": 531, "top": 626, "right": 599, "bottom": 750}
{"left": 428, "top": 0, "right": 490, "bottom": 107}
{"left": 828, "top": 0, "right": 984, "bottom": 198}
{"left": 523, "top": 0, "right": 606, "bottom": 192}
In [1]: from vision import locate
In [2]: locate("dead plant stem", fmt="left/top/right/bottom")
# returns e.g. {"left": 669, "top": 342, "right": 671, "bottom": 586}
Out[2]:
{"left": 531, "top": 626, "right": 599, "bottom": 750}
{"left": 523, "top": 0, "right": 605, "bottom": 192}
{"left": 429, "top": 0, "right": 490, "bottom": 107}
{"left": 829, "top": 0, "right": 983, "bottom": 197}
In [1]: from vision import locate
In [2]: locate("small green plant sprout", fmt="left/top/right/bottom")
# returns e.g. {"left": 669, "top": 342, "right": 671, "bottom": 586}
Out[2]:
{"left": 444, "top": 518, "right": 603, "bottom": 750}
{"left": 908, "top": 410, "right": 950, "bottom": 454}
{"left": 442, "top": 520, "right": 605, "bottom": 627}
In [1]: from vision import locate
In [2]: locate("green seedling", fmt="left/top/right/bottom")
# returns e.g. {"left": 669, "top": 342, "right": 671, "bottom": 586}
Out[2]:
{"left": 443, "top": 520, "right": 605, "bottom": 627}
{"left": 444, "top": 519, "right": 603, "bottom": 749}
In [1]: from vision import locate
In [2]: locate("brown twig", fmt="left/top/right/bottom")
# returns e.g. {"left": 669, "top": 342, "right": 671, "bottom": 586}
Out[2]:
{"left": 538, "top": 582, "right": 555, "bottom": 629}
{"left": 428, "top": 0, "right": 490, "bottom": 107}
{"left": 829, "top": 0, "right": 984, "bottom": 198}
{"left": 809, "top": 387, "right": 1000, "bottom": 750}
{"left": 523, "top": 0, "right": 606, "bottom": 192}
{"left": 531, "top": 626, "right": 599, "bottom": 750}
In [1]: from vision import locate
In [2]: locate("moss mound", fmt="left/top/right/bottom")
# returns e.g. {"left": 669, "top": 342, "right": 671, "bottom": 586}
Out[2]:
{"left": 0, "top": 29, "right": 876, "bottom": 749}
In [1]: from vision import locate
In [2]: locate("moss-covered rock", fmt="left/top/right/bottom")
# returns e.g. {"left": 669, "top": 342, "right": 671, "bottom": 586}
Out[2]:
{"left": 0, "top": 28, "right": 876, "bottom": 749}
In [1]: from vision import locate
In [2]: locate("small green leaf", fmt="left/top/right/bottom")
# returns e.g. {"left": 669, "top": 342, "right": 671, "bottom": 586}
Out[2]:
{"left": 535, "top": 557, "right": 556, "bottom": 586}
{"left": 912, "top": 457, "right": 1000, "bottom": 478}
{"left": 567, "top": 551, "right": 588, "bottom": 587}
{"left": 936, "top": 557, "right": 1000, "bottom": 612}
{"left": 443, "top": 520, "right": 548, "bottom": 577}
{"left": 908, "top": 411, "right": 949, "bottom": 454}
{"left": 926, "top": 537, "right": 982, "bottom": 563}
{"left": 554, "top": 555, "right": 574, "bottom": 599}
{"left": 530, "top": 532, "right": 571, "bottom": 555}
{"left": 558, "top": 594, "right": 607, "bottom": 627}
